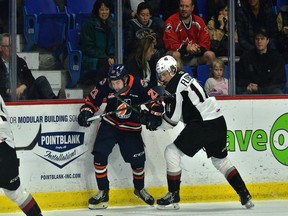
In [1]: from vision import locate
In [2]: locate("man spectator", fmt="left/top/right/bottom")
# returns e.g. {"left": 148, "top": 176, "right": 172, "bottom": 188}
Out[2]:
{"left": 0, "top": 33, "right": 66, "bottom": 101}
{"left": 236, "top": 28, "right": 286, "bottom": 95}
{"left": 163, "top": 0, "right": 215, "bottom": 67}
{"left": 236, "top": 0, "right": 279, "bottom": 51}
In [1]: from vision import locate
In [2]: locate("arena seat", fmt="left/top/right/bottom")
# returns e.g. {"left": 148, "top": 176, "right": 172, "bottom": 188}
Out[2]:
{"left": 66, "top": 0, "right": 95, "bottom": 29}
{"left": 196, "top": 0, "right": 209, "bottom": 23}
{"left": 66, "top": 29, "right": 82, "bottom": 88}
{"left": 276, "top": 0, "right": 287, "bottom": 13}
{"left": 23, "top": 0, "right": 70, "bottom": 51}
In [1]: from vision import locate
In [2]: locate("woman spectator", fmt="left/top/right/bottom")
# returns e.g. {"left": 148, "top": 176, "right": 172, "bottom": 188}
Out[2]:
{"left": 125, "top": 31, "right": 158, "bottom": 89}
{"left": 79, "top": 0, "right": 115, "bottom": 85}
{"left": 207, "top": 0, "right": 243, "bottom": 58}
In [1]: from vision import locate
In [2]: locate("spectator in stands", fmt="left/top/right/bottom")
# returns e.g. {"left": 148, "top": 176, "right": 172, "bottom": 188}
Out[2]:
{"left": 123, "top": 0, "right": 163, "bottom": 27}
{"left": 79, "top": 0, "right": 115, "bottom": 85}
{"left": 163, "top": 0, "right": 215, "bottom": 67}
{"left": 236, "top": 0, "right": 279, "bottom": 51}
{"left": 207, "top": 0, "right": 227, "bottom": 22}
{"left": 236, "top": 28, "right": 286, "bottom": 95}
{"left": 0, "top": 33, "right": 66, "bottom": 101}
{"left": 204, "top": 58, "right": 228, "bottom": 96}
{"left": 207, "top": 0, "right": 243, "bottom": 58}
{"left": 0, "top": 0, "right": 9, "bottom": 33}
{"left": 276, "top": 3, "right": 288, "bottom": 63}
{"left": 124, "top": 2, "right": 165, "bottom": 62}
{"left": 160, "top": 0, "right": 199, "bottom": 21}
{"left": 125, "top": 31, "right": 158, "bottom": 88}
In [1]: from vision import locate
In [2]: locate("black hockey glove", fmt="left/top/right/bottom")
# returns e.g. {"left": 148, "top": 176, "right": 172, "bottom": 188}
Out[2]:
{"left": 146, "top": 102, "right": 164, "bottom": 131}
{"left": 146, "top": 113, "right": 162, "bottom": 131}
{"left": 78, "top": 107, "right": 94, "bottom": 127}
{"left": 138, "top": 110, "right": 148, "bottom": 125}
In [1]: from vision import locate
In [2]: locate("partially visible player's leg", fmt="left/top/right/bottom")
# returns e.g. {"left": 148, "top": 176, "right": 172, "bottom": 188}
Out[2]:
{"left": 88, "top": 122, "right": 117, "bottom": 210}
{"left": 3, "top": 186, "right": 42, "bottom": 216}
{"left": 88, "top": 152, "right": 110, "bottom": 210}
{"left": 0, "top": 142, "right": 42, "bottom": 216}
{"left": 157, "top": 143, "right": 184, "bottom": 210}
{"left": 211, "top": 157, "right": 254, "bottom": 209}
{"left": 119, "top": 131, "right": 154, "bottom": 206}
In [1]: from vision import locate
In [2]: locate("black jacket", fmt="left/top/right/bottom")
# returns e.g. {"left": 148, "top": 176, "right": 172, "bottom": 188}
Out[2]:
{"left": 0, "top": 56, "right": 35, "bottom": 100}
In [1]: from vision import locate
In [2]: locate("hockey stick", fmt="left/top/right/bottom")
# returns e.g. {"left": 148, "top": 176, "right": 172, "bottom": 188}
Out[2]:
{"left": 16, "top": 124, "right": 41, "bottom": 151}
{"left": 87, "top": 92, "right": 175, "bottom": 122}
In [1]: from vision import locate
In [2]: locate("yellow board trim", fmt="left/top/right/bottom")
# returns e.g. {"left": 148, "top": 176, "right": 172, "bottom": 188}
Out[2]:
{"left": 1, "top": 182, "right": 288, "bottom": 213}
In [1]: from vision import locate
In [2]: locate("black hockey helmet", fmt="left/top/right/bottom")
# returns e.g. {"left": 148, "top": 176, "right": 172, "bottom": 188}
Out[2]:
{"left": 108, "top": 64, "right": 128, "bottom": 81}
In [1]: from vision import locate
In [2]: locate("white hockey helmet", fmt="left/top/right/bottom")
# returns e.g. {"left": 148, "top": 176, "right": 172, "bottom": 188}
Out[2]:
{"left": 156, "top": 55, "right": 177, "bottom": 76}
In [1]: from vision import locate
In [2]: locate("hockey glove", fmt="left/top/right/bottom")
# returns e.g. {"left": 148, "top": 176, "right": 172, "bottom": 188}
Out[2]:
{"left": 138, "top": 110, "right": 149, "bottom": 125}
{"left": 78, "top": 107, "right": 94, "bottom": 127}
{"left": 146, "top": 103, "right": 164, "bottom": 131}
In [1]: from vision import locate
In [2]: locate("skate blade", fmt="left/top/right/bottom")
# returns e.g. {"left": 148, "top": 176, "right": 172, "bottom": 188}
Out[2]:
{"left": 134, "top": 195, "right": 154, "bottom": 206}
{"left": 88, "top": 202, "right": 108, "bottom": 210}
{"left": 244, "top": 200, "right": 255, "bottom": 209}
{"left": 157, "top": 203, "right": 180, "bottom": 210}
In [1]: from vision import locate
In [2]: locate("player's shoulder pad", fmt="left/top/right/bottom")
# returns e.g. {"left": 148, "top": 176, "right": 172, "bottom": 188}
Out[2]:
{"left": 177, "top": 72, "right": 193, "bottom": 91}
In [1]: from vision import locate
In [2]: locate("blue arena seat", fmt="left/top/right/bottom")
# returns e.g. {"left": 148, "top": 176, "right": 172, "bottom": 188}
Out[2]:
{"left": 196, "top": 64, "right": 211, "bottom": 86}
{"left": 197, "top": 0, "right": 209, "bottom": 23}
{"left": 183, "top": 66, "right": 195, "bottom": 77}
{"left": 66, "top": 0, "right": 95, "bottom": 29}
{"left": 23, "top": 0, "right": 70, "bottom": 51}
{"left": 276, "top": 0, "right": 287, "bottom": 13}
{"left": 66, "top": 29, "right": 82, "bottom": 88}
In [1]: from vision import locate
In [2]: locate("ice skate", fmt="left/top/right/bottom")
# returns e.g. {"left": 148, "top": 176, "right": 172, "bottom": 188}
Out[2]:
{"left": 156, "top": 191, "right": 180, "bottom": 210}
{"left": 88, "top": 189, "right": 109, "bottom": 209}
{"left": 134, "top": 188, "right": 155, "bottom": 206}
{"left": 239, "top": 189, "right": 254, "bottom": 209}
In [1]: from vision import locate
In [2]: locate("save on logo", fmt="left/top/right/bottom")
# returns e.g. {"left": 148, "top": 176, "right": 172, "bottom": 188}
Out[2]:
{"left": 227, "top": 113, "right": 288, "bottom": 166}
{"left": 270, "top": 113, "right": 288, "bottom": 166}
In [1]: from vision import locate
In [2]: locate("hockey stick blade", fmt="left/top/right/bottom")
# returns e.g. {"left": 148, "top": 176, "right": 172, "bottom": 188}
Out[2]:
{"left": 16, "top": 124, "right": 41, "bottom": 151}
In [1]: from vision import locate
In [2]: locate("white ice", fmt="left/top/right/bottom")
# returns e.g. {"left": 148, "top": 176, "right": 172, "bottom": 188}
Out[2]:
{"left": 1, "top": 200, "right": 287, "bottom": 216}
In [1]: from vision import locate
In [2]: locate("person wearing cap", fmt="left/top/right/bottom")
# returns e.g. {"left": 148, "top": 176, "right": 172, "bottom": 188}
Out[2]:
{"left": 236, "top": 28, "right": 286, "bottom": 94}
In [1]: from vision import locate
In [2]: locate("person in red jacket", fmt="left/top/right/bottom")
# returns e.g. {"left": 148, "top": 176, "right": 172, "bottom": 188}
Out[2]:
{"left": 163, "top": 0, "right": 215, "bottom": 67}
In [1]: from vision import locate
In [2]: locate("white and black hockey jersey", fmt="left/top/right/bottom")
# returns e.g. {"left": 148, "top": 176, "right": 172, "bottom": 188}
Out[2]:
{"left": 0, "top": 95, "right": 16, "bottom": 148}
{"left": 160, "top": 71, "right": 223, "bottom": 130}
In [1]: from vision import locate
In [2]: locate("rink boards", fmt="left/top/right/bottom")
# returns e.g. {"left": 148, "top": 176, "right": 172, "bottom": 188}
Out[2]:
{"left": 1, "top": 97, "right": 288, "bottom": 212}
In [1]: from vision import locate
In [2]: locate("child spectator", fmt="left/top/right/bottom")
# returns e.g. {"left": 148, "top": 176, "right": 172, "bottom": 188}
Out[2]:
{"left": 204, "top": 58, "right": 228, "bottom": 96}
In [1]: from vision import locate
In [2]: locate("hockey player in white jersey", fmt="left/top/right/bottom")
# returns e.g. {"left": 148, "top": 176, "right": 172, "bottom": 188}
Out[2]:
{"left": 0, "top": 95, "right": 43, "bottom": 216}
{"left": 152, "top": 56, "right": 254, "bottom": 210}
